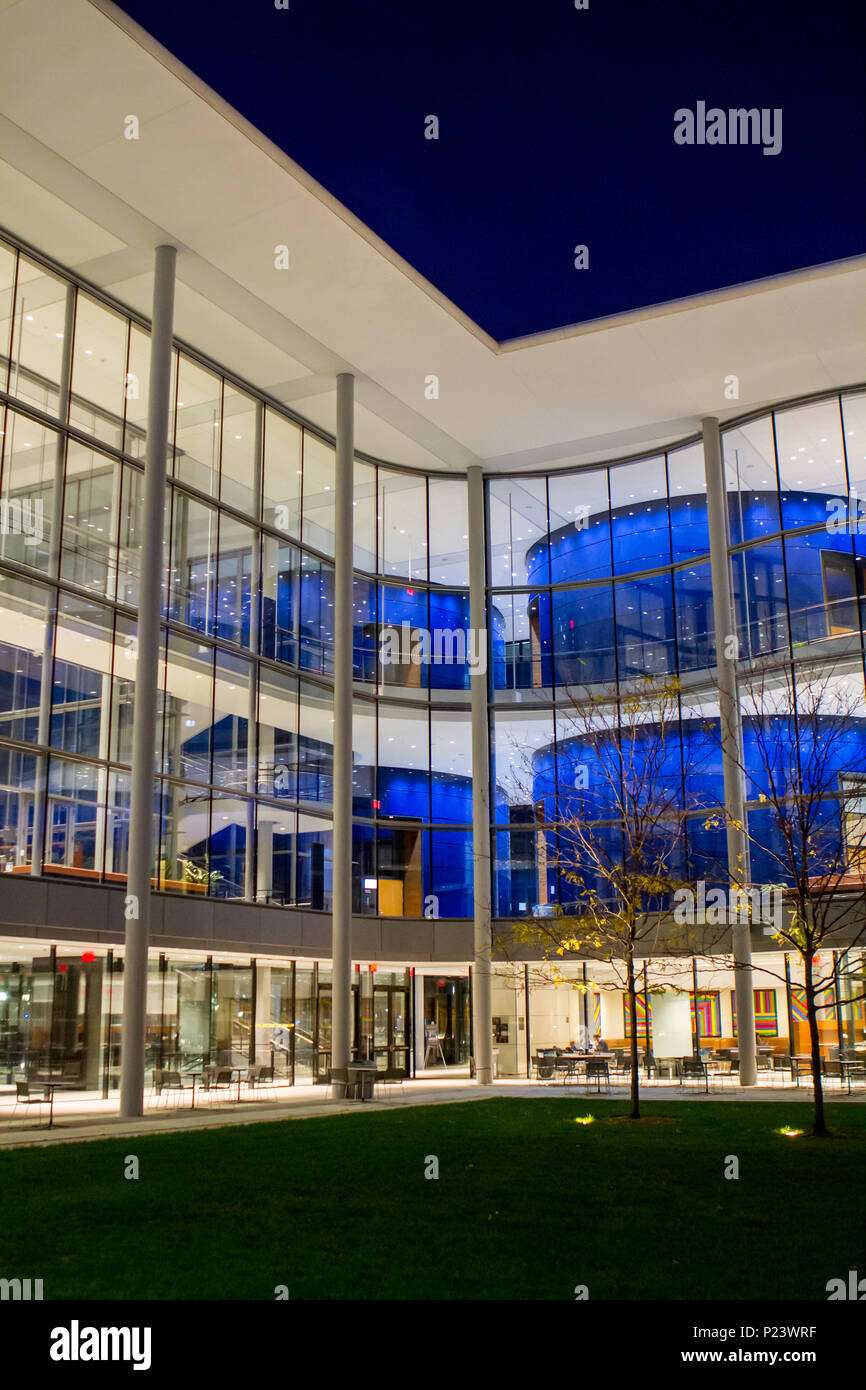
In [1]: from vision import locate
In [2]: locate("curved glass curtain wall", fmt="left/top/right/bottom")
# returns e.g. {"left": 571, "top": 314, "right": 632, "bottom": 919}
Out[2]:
{"left": 1, "top": 234, "right": 864, "bottom": 926}
{"left": 0, "top": 236, "right": 475, "bottom": 918}
{"left": 491, "top": 391, "right": 866, "bottom": 917}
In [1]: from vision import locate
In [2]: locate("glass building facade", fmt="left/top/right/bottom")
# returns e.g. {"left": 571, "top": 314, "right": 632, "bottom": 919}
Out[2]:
{"left": 1, "top": 230, "right": 865, "bottom": 1084}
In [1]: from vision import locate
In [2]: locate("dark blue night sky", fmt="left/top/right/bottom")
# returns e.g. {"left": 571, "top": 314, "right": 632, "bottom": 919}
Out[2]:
{"left": 117, "top": 0, "right": 864, "bottom": 341}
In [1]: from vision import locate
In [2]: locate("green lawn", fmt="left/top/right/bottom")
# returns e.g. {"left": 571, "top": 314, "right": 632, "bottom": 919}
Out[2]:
{"left": 2, "top": 1099, "right": 864, "bottom": 1300}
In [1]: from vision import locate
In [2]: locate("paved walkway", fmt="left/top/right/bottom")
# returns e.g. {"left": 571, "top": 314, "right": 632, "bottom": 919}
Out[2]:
{"left": 1, "top": 1072, "right": 862, "bottom": 1149}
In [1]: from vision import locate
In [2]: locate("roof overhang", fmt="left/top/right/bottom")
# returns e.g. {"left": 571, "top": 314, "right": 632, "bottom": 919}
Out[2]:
{"left": 0, "top": 0, "right": 863, "bottom": 473}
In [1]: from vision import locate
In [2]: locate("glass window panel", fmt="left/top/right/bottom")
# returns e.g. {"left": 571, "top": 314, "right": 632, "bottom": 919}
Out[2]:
{"left": 674, "top": 561, "right": 715, "bottom": 671}
{"left": 377, "top": 824, "right": 425, "bottom": 916}
{"left": 212, "top": 650, "right": 253, "bottom": 793}
{"left": 0, "top": 748, "right": 38, "bottom": 871}
{"left": 214, "top": 513, "right": 254, "bottom": 646}
{"left": 353, "top": 575, "right": 378, "bottom": 684}
{"left": 160, "top": 779, "right": 212, "bottom": 894}
{"left": 260, "top": 537, "right": 299, "bottom": 666}
{"left": 352, "top": 699, "right": 376, "bottom": 818}
{"left": 302, "top": 433, "right": 335, "bottom": 555}
{"left": 354, "top": 460, "right": 376, "bottom": 572}
{"left": 296, "top": 812, "right": 332, "bottom": 910}
{"left": 262, "top": 807, "right": 296, "bottom": 906}
{"left": 378, "top": 583, "right": 429, "bottom": 696}
{"left": 0, "top": 410, "right": 60, "bottom": 573}
{"left": 45, "top": 756, "right": 101, "bottom": 874}
{"left": 615, "top": 574, "right": 676, "bottom": 678}
{"left": 428, "top": 477, "right": 469, "bottom": 586}
{"left": 430, "top": 829, "right": 472, "bottom": 917}
{"left": 115, "top": 464, "right": 145, "bottom": 609}
{"left": 160, "top": 635, "right": 213, "bottom": 784}
{"left": 378, "top": 471, "right": 427, "bottom": 581}
{"left": 298, "top": 681, "right": 333, "bottom": 810}
{"left": 667, "top": 443, "right": 709, "bottom": 558}
{"left": 61, "top": 442, "right": 120, "bottom": 597}
{"left": 208, "top": 788, "right": 248, "bottom": 899}
{"left": 428, "top": 589, "right": 472, "bottom": 692}
{"left": 842, "top": 392, "right": 866, "bottom": 497}
{"left": 489, "top": 590, "right": 551, "bottom": 693}
{"left": 731, "top": 543, "right": 789, "bottom": 659}
{"left": 609, "top": 456, "right": 670, "bottom": 575}
{"left": 51, "top": 593, "right": 113, "bottom": 759}
{"left": 774, "top": 398, "right": 847, "bottom": 531}
{"left": 0, "top": 241, "right": 17, "bottom": 389}
{"left": 122, "top": 326, "right": 164, "bottom": 460}
{"left": 431, "top": 709, "right": 472, "bottom": 824}
{"left": 377, "top": 704, "right": 429, "bottom": 822}
{"left": 783, "top": 527, "right": 862, "bottom": 646}
{"left": 353, "top": 822, "right": 377, "bottom": 913}
{"left": 491, "top": 709, "right": 555, "bottom": 824}
{"left": 494, "top": 823, "right": 548, "bottom": 918}
{"left": 105, "top": 769, "right": 131, "bottom": 878}
{"left": 69, "top": 294, "right": 127, "bottom": 450}
{"left": 263, "top": 407, "right": 302, "bottom": 538}
{"left": 551, "top": 584, "right": 615, "bottom": 689}
{"left": 547, "top": 469, "right": 612, "bottom": 583}
{"left": 8, "top": 258, "right": 67, "bottom": 418}
{"left": 111, "top": 613, "right": 136, "bottom": 765}
{"left": 219, "top": 387, "right": 259, "bottom": 516}
{"left": 0, "top": 571, "right": 50, "bottom": 745}
{"left": 169, "top": 492, "right": 217, "bottom": 634}
{"left": 299, "top": 553, "right": 334, "bottom": 675}
{"left": 487, "top": 477, "right": 549, "bottom": 586}
{"left": 174, "top": 355, "right": 221, "bottom": 497}
{"left": 723, "top": 416, "right": 780, "bottom": 545}
{"left": 258, "top": 665, "right": 298, "bottom": 802}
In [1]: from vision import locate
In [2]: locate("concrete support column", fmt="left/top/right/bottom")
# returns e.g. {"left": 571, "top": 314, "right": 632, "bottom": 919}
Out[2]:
{"left": 330, "top": 373, "right": 354, "bottom": 1075}
{"left": 120, "top": 245, "right": 176, "bottom": 1118}
{"left": 702, "top": 416, "right": 757, "bottom": 1087}
{"left": 244, "top": 403, "right": 263, "bottom": 902}
{"left": 468, "top": 464, "right": 493, "bottom": 1084}
{"left": 256, "top": 821, "right": 274, "bottom": 902}
{"left": 31, "top": 282, "right": 75, "bottom": 876}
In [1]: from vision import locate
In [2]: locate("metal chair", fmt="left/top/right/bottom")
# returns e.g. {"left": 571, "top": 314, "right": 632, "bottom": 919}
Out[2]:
{"left": 584, "top": 1059, "right": 610, "bottom": 1093}
{"left": 679, "top": 1056, "right": 709, "bottom": 1092}
{"left": 200, "top": 1065, "right": 234, "bottom": 1102}
{"left": 12, "top": 1080, "right": 49, "bottom": 1127}
{"left": 328, "top": 1067, "right": 354, "bottom": 1100}
{"left": 246, "top": 1064, "right": 276, "bottom": 1100}
{"left": 375, "top": 1067, "right": 406, "bottom": 1101}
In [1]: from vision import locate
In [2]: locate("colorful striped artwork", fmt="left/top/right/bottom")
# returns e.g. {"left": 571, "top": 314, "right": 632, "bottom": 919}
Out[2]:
{"left": 690, "top": 991, "right": 721, "bottom": 1037}
{"left": 593, "top": 992, "right": 601, "bottom": 1034}
{"left": 622, "top": 992, "right": 651, "bottom": 1039}
{"left": 732, "top": 988, "right": 778, "bottom": 1035}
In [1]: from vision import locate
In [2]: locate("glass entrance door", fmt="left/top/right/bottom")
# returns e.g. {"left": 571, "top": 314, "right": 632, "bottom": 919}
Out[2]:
{"left": 373, "top": 984, "right": 409, "bottom": 1074}
{"left": 423, "top": 975, "right": 470, "bottom": 1066}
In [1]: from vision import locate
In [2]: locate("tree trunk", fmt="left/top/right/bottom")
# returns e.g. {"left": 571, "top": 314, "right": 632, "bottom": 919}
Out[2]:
{"left": 803, "top": 952, "right": 828, "bottom": 1138}
{"left": 627, "top": 949, "right": 640, "bottom": 1119}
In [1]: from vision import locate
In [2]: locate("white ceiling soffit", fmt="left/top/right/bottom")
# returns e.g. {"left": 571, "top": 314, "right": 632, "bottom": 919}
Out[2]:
{"left": 0, "top": 0, "right": 861, "bottom": 477}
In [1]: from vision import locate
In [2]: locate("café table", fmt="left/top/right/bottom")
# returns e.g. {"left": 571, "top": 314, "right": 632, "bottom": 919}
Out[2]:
{"left": 839, "top": 1058, "right": 866, "bottom": 1095}
{"left": 347, "top": 1062, "right": 379, "bottom": 1101}
{"left": 33, "top": 1079, "right": 79, "bottom": 1129}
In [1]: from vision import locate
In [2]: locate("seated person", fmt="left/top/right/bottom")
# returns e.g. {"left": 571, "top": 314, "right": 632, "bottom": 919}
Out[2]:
{"left": 593, "top": 1035, "right": 609, "bottom": 1052}
{"left": 565, "top": 1039, "right": 580, "bottom": 1053}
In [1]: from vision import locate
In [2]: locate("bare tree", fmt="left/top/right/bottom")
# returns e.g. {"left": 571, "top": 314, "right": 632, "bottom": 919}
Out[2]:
{"left": 710, "top": 659, "right": 866, "bottom": 1136}
{"left": 502, "top": 677, "right": 722, "bottom": 1119}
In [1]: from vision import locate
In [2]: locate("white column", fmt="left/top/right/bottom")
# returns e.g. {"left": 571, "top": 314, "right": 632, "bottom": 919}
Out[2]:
{"left": 120, "top": 245, "right": 177, "bottom": 1118}
{"left": 330, "top": 374, "right": 354, "bottom": 1075}
{"left": 702, "top": 416, "right": 757, "bottom": 1087}
{"left": 468, "top": 465, "right": 493, "bottom": 1084}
